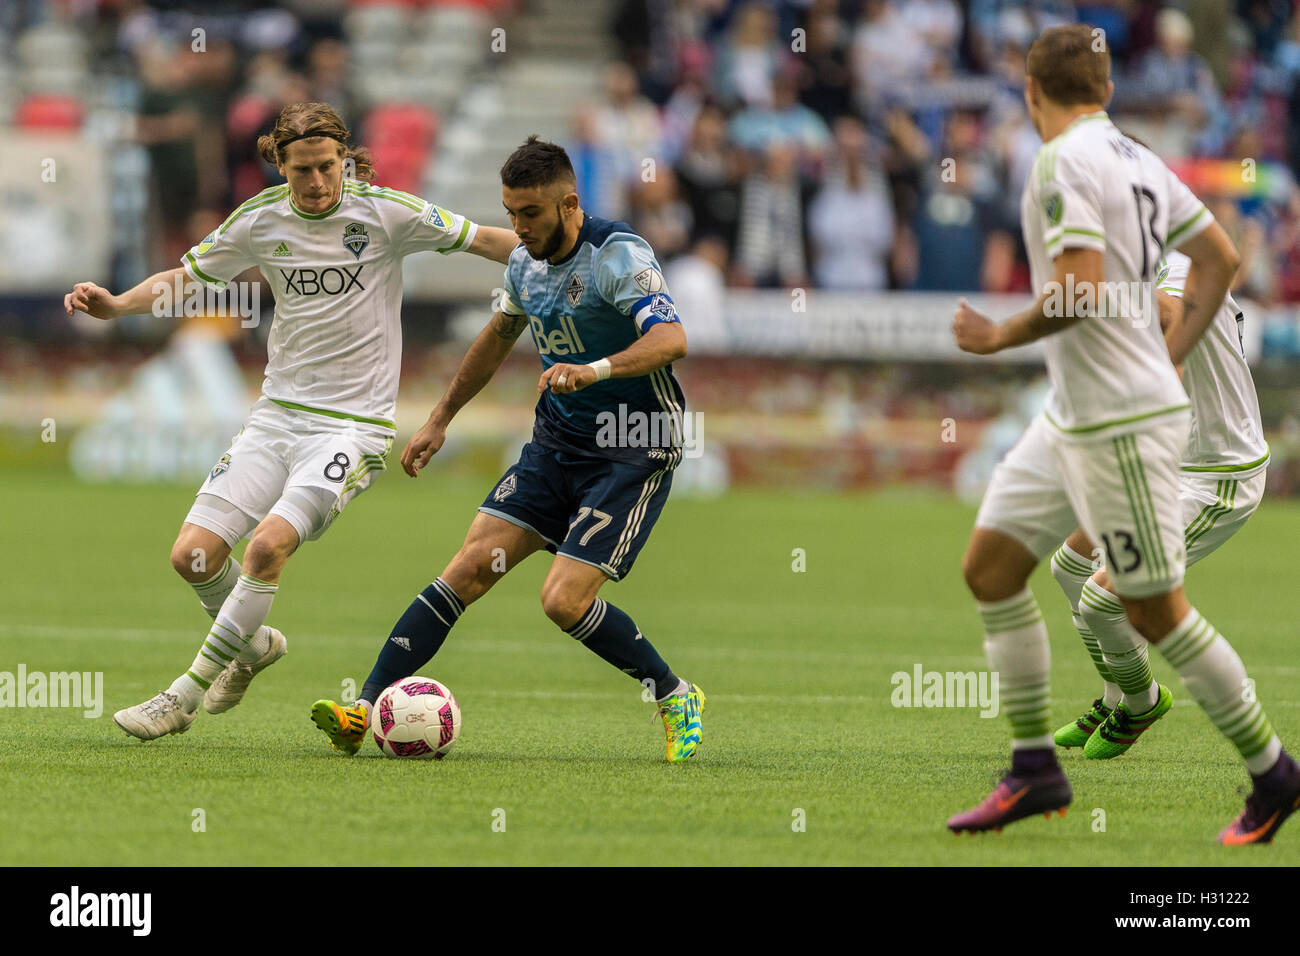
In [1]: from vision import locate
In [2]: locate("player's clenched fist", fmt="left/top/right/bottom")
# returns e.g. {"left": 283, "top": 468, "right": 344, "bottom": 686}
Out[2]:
{"left": 401, "top": 419, "right": 447, "bottom": 477}
{"left": 952, "top": 297, "right": 1003, "bottom": 355}
{"left": 64, "top": 282, "right": 121, "bottom": 320}
{"left": 538, "top": 363, "right": 596, "bottom": 395}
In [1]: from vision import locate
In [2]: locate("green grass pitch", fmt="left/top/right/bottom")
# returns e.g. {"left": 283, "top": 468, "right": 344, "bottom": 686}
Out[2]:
{"left": 1, "top": 465, "right": 1296, "bottom": 865}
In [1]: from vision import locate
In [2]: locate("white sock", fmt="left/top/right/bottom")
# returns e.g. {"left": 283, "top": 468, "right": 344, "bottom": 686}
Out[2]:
{"left": 169, "top": 575, "right": 277, "bottom": 710}
{"left": 1078, "top": 580, "right": 1158, "bottom": 713}
{"left": 1153, "top": 608, "right": 1282, "bottom": 774}
{"left": 978, "top": 588, "right": 1052, "bottom": 750}
{"left": 191, "top": 555, "right": 241, "bottom": 619}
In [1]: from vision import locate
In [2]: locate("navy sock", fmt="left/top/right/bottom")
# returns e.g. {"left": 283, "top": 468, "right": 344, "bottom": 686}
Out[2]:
{"left": 565, "top": 598, "right": 678, "bottom": 699}
{"left": 360, "top": 577, "right": 464, "bottom": 705}
{"left": 1011, "top": 747, "right": 1058, "bottom": 775}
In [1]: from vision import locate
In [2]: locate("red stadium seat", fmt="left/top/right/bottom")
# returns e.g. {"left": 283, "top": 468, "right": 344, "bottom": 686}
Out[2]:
{"left": 14, "top": 94, "right": 83, "bottom": 131}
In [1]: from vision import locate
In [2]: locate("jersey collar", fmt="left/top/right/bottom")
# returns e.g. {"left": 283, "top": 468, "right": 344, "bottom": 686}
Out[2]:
{"left": 1063, "top": 110, "right": 1111, "bottom": 135}
{"left": 289, "top": 189, "right": 343, "bottom": 220}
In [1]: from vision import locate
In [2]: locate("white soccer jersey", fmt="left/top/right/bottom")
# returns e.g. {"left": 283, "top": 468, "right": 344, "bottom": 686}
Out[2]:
{"left": 1022, "top": 111, "right": 1213, "bottom": 435}
{"left": 182, "top": 180, "right": 479, "bottom": 428}
{"left": 1157, "top": 251, "right": 1269, "bottom": 475}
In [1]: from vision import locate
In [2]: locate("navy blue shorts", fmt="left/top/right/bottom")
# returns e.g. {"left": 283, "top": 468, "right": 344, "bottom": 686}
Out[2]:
{"left": 478, "top": 441, "right": 676, "bottom": 580}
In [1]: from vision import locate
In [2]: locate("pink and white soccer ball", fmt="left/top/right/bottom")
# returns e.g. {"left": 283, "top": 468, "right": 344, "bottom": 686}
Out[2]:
{"left": 372, "top": 676, "right": 461, "bottom": 759}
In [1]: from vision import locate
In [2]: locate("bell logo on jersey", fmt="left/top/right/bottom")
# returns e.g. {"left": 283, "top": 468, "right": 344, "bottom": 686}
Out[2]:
{"left": 278, "top": 266, "right": 365, "bottom": 296}
{"left": 343, "top": 222, "right": 370, "bottom": 260}
{"left": 529, "top": 313, "right": 586, "bottom": 356}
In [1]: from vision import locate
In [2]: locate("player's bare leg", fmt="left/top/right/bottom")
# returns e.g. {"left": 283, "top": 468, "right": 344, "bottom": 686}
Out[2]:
{"left": 949, "top": 528, "right": 1071, "bottom": 833}
{"left": 541, "top": 556, "right": 703, "bottom": 761}
{"left": 314, "top": 514, "right": 545, "bottom": 754}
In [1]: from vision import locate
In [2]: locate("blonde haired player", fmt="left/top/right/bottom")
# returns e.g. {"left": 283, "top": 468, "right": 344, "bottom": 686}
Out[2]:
{"left": 1049, "top": 249, "right": 1270, "bottom": 760}
{"left": 63, "top": 103, "right": 519, "bottom": 740}
{"left": 948, "top": 26, "right": 1298, "bottom": 844}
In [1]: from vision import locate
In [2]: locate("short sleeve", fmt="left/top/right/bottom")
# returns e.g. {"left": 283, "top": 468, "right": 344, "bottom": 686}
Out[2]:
{"left": 593, "top": 235, "right": 682, "bottom": 334}
{"left": 500, "top": 258, "right": 525, "bottom": 317}
{"left": 1035, "top": 146, "right": 1106, "bottom": 260}
{"left": 393, "top": 197, "right": 479, "bottom": 257}
{"left": 1156, "top": 250, "right": 1190, "bottom": 297}
{"left": 1164, "top": 169, "right": 1213, "bottom": 251}
{"left": 183, "top": 211, "right": 256, "bottom": 290}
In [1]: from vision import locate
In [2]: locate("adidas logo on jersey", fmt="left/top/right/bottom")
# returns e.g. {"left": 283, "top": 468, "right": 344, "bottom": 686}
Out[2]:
{"left": 528, "top": 313, "right": 586, "bottom": 356}
{"left": 272, "top": 241, "right": 292, "bottom": 257}
{"left": 390, "top": 636, "right": 412, "bottom": 651}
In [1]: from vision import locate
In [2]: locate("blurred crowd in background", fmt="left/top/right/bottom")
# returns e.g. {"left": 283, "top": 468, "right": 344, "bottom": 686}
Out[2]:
{"left": 7, "top": 0, "right": 1300, "bottom": 301}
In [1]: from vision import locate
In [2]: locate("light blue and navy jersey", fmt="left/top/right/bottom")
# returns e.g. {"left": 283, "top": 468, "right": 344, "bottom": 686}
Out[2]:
{"left": 500, "top": 214, "right": 686, "bottom": 465}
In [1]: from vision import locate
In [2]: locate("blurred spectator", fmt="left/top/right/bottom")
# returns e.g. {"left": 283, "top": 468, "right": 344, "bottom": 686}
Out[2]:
{"left": 134, "top": 41, "right": 207, "bottom": 266}
{"left": 902, "top": 152, "right": 1013, "bottom": 292}
{"left": 665, "top": 235, "right": 730, "bottom": 351}
{"left": 795, "top": 6, "right": 854, "bottom": 125}
{"left": 674, "top": 103, "right": 743, "bottom": 247}
{"left": 589, "top": 61, "right": 664, "bottom": 220}
{"left": 732, "top": 143, "right": 812, "bottom": 289}
{"left": 851, "top": 0, "right": 935, "bottom": 118}
{"left": 806, "top": 117, "right": 895, "bottom": 291}
{"left": 628, "top": 168, "right": 692, "bottom": 262}
{"left": 713, "top": 1, "right": 782, "bottom": 109}
{"left": 1119, "top": 7, "right": 1228, "bottom": 156}
{"left": 728, "top": 68, "right": 832, "bottom": 169}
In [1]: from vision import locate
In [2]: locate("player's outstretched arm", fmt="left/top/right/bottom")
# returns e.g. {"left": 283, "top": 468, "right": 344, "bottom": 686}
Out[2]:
{"left": 465, "top": 226, "right": 521, "bottom": 265}
{"left": 63, "top": 266, "right": 190, "bottom": 320}
{"left": 952, "top": 248, "right": 1103, "bottom": 354}
{"left": 401, "top": 310, "right": 528, "bottom": 476}
{"left": 539, "top": 321, "right": 687, "bottom": 395}
{"left": 1166, "top": 221, "right": 1239, "bottom": 366}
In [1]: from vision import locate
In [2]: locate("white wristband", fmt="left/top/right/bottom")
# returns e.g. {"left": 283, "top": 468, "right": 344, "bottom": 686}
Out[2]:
{"left": 587, "top": 357, "right": 612, "bottom": 381}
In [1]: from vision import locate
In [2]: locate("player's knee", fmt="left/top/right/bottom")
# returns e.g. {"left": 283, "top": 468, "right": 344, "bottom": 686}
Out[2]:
{"left": 961, "top": 553, "right": 1002, "bottom": 602}
{"left": 243, "top": 528, "right": 295, "bottom": 577}
{"left": 169, "top": 538, "right": 195, "bottom": 577}
{"left": 540, "top": 583, "right": 586, "bottom": 630}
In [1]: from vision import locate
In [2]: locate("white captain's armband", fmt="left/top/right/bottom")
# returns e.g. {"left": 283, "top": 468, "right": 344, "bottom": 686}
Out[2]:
{"left": 631, "top": 292, "right": 680, "bottom": 333}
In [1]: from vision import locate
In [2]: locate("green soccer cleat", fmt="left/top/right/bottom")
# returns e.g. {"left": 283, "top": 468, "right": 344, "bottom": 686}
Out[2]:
{"left": 1083, "top": 684, "right": 1173, "bottom": 759}
{"left": 1055, "top": 698, "right": 1112, "bottom": 749}
{"left": 656, "top": 683, "right": 705, "bottom": 762}
{"left": 311, "top": 699, "right": 368, "bottom": 756}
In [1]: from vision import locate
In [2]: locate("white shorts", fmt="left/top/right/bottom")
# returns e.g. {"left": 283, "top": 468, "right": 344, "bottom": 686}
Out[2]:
{"left": 186, "top": 396, "right": 393, "bottom": 547}
{"left": 976, "top": 411, "right": 1192, "bottom": 599}
{"left": 1183, "top": 470, "right": 1265, "bottom": 566}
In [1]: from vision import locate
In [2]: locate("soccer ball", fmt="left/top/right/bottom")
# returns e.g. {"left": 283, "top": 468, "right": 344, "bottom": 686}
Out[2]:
{"left": 372, "top": 676, "right": 461, "bottom": 759}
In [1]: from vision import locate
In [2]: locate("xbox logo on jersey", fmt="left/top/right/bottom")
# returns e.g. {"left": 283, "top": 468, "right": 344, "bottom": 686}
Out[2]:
{"left": 277, "top": 266, "right": 365, "bottom": 295}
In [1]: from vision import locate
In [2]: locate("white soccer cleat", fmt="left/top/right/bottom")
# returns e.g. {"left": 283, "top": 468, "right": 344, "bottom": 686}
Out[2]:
{"left": 203, "top": 626, "right": 288, "bottom": 714}
{"left": 114, "top": 691, "right": 196, "bottom": 740}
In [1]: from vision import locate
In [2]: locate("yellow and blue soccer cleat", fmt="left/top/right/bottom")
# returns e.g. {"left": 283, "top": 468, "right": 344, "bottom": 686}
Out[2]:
{"left": 310, "top": 699, "right": 368, "bottom": 756}
{"left": 656, "top": 683, "right": 705, "bottom": 762}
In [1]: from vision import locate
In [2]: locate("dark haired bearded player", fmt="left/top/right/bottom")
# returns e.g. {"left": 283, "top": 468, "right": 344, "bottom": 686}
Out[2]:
{"left": 312, "top": 136, "right": 705, "bottom": 762}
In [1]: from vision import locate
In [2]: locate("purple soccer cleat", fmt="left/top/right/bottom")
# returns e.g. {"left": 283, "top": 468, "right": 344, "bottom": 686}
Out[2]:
{"left": 947, "top": 765, "right": 1072, "bottom": 834}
